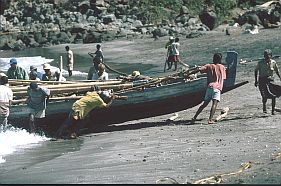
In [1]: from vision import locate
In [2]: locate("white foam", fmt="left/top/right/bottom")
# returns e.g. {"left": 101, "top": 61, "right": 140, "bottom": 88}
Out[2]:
{"left": 0, "top": 56, "right": 88, "bottom": 77}
{"left": 0, "top": 125, "right": 50, "bottom": 164}
{"left": 0, "top": 56, "right": 54, "bottom": 74}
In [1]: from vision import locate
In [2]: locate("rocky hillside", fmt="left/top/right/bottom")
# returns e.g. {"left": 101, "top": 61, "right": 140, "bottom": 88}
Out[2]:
{"left": 0, "top": 0, "right": 279, "bottom": 51}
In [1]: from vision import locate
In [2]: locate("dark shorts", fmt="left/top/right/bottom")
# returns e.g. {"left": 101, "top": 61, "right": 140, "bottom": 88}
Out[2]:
{"left": 258, "top": 76, "right": 281, "bottom": 99}
{"left": 168, "top": 55, "right": 179, "bottom": 62}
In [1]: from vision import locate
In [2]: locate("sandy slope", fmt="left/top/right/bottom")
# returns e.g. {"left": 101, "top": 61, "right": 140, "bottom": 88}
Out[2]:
{"left": 1, "top": 27, "right": 281, "bottom": 184}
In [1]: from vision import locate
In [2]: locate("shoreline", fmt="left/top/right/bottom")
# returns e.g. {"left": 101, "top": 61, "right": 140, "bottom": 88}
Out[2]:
{"left": 0, "top": 28, "right": 281, "bottom": 184}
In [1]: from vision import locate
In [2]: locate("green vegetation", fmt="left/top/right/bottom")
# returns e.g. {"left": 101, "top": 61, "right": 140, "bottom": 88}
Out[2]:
{"left": 128, "top": 0, "right": 271, "bottom": 25}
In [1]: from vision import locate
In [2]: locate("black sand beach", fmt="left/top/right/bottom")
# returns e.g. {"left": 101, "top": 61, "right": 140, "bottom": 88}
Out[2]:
{"left": 0, "top": 27, "right": 281, "bottom": 184}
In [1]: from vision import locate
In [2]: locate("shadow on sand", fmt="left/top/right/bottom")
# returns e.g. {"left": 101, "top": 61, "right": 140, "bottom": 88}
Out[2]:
{"left": 80, "top": 113, "right": 271, "bottom": 135}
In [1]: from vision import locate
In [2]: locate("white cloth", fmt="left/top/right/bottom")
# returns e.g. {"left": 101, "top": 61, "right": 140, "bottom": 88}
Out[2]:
{"left": 66, "top": 49, "right": 74, "bottom": 70}
{"left": 171, "top": 42, "right": 180, "bottom": 55}
{"left": 0, "top": 85, "right": 13, "bottom": 103}
{"left": 0, "top": 85, "right": 13, "bottom": 117}
{"left": 92, "top": 71, "right": 109, "bottom": 80}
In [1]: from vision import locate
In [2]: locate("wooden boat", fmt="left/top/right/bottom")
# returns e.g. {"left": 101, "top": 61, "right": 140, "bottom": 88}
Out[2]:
{"left": 8, "top": 51, "right": 248, "bottom": 137}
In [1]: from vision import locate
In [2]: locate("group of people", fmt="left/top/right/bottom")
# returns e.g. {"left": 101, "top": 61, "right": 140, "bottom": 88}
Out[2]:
{"left": 165, "top": 36, "right": 180, "bottom": 71}
{"left": 1, "top": 38, "right": 281, "bottom": 139}
{"left": 188, "top": 49, "right": 281, "bottom": 124}
{"left": 0, "top": 72, "right": 50, "bottom": 131}
{"left": 87, "top": 44, "right": 110, "bottom": 81}
{"left": 5, "top": 57, "right": 66, "bottom": 82}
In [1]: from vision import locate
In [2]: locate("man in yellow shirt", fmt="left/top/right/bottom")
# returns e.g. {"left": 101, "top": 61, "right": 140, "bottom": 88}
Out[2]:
{"left": 56, "top": 90, "right": 117, "bottom": 138}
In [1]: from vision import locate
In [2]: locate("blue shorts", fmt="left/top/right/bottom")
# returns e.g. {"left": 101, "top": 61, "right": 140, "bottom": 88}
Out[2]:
{"left": 204, "top": 87, "right": 221, "bottom": 102}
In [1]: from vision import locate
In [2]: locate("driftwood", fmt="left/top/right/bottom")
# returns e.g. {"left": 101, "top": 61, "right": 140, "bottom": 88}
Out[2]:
{"left": 215, "top": 107, "right": 229, "bottom": 122}
{"left": 167, "top": 113, "right": 179, "bottom": 122}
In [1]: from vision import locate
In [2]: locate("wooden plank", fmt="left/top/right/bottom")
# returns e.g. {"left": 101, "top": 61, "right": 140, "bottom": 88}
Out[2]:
{"left": 10, "top": 80, "right": 130, "bottom": 92}
{"left": 12, "top": 83, "right": 134, "bottom": 97}
{"left": 214, "top": 107, "right": 229, "bottom": 122}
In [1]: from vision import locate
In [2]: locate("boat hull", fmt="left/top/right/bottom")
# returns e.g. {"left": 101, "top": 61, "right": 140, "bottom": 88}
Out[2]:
{"left": 8, "top": 50, "right": 247, "bottom": 137}
{"left": 9, "top": 78, "right": 248, "bottom": 137}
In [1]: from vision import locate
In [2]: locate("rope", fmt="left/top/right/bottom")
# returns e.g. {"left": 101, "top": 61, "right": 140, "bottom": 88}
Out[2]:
{"left": 156, "top": 161, "right": 252, "bottom": 184}
{"left": 101, "top": 62, "right": 128, "bottom": 76}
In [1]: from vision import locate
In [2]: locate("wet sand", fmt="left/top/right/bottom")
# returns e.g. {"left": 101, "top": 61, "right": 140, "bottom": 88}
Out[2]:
{"left": 1, "top": 27, "right": 281, "bottom": 184}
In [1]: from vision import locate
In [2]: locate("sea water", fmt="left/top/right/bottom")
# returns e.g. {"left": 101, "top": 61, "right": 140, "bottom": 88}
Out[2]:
{"left": 0, "top": 51, "right": 88, "bottom": 78}
{"left": 0, "top": 47, "right": 88, "bottom": 165}
{"left": 0, "top": 45, "right": 154, "bottom": 166}
{"left": 0, "top": 125, "right": 50, "bottom": 164}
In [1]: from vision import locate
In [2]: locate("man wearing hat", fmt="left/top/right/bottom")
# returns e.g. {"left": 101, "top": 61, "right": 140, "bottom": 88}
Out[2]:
{"left": 255, "top": 49, "right": 281, "bottom": 115}
{"left": 29, "top": 65, "right": 43, "bottom": 80}
{"left": 42, "top": 63, "right": 57, "bottom": 81}
{"left": 26, "top": 82, "right": 50, "bottom": 133}
{"left": 6, "top": 58, "right": 29, "bottom": 80}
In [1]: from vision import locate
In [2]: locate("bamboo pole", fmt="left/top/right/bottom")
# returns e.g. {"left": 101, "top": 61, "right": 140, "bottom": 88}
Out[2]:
{"left": 13, "top": 83, "right": 133, "bottom": 97}
{"left": 9, "top": 79, "right": 124, "bottom": 85}
{"left": 115, "top": 76, "right": 177, "bottom": 93}
{"left": 12, "top": 94, "right": 128, "bottom": 105}
{"left": 9, "top": 79, "right": 76, "bottom": 85}
{"left": 10, "top": 80, "right": 128, "bottom": 92}
{"left": 59, "top": 56, "right": 63, "bottom": 81}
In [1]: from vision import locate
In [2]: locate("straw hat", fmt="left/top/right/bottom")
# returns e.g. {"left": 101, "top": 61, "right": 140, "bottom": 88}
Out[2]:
{"left": 131, "top": 71, "right": 140, "bottom": 76}
{"left": 43, "top": 63, "right": 51, "bottom": 70}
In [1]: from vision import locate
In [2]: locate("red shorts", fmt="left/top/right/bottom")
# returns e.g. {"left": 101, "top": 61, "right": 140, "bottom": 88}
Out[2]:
{"left": 168, "top": 55, "right": 179, "bottom": 62}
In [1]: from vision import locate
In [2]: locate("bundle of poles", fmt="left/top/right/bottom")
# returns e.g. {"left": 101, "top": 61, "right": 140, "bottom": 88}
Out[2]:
{"left": 10, "top": 65, "right": 200, "bottom": 105}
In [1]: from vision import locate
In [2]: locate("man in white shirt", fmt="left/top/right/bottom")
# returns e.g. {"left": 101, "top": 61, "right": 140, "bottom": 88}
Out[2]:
{"left": 65, "top": 46, "right": 74, "bottom": 77}
{"left": 88, "top": 63, "right": 109, "bottom": 81}
{"left": 0, "top": 75, "right": 13, "bottom": 126}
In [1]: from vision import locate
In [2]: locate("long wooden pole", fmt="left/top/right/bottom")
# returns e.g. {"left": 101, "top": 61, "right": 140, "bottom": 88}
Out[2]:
{"left": 13, "top": 83, "right": 133, "bottom": 97}
{"left": 10, "top": 80, "right": 128, "bottom": 92}
{"left": 59, "top": 56, "right": 63, "bottom": 81}
{"left": 12, "top": 95, "right": 128, "bottom": 105}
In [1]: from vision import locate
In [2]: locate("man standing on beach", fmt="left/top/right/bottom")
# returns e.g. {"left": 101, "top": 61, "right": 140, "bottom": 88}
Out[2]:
{"left": 0, "top": 75, "right": 13, "bottom": 126}
{"left": 88, "top": 44, "right": 104, "bottom": 72}
{"left": 165, "top": 36, "right": 175, "bottom": 71}
{"left": 65, "top": 46, "right": 74, "bottom": 77}
{"left": 170, "top": 37, "right": 180, "bottom": 71}
{"left": 190, "top": 53, "right": 226, "bottom": 124}
{"left": 26, "top": 82, "right": 50, "bottom": 133}
{"left": 254, "top": 49, "right": 281, "bottom": 115}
